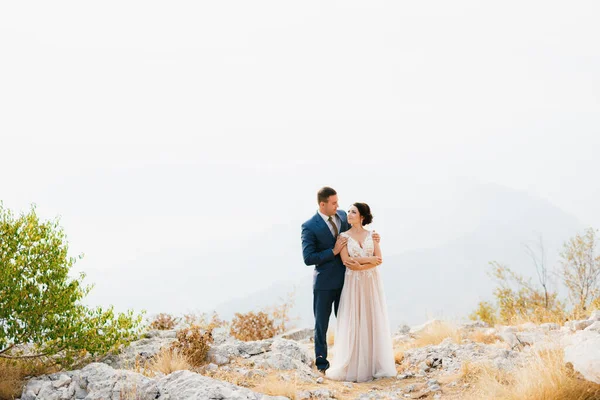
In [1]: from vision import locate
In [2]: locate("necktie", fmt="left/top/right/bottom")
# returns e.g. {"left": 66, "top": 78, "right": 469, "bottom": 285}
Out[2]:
{"left": 328, "top": 216, "right": 339, "bottom": 238}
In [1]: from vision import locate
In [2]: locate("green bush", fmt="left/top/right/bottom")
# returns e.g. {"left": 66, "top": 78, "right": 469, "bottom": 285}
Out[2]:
{"left": 0, "top": 203, "right": 143, "bottom": 367}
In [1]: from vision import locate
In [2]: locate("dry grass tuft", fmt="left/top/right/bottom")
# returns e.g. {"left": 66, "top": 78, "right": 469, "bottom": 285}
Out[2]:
{"left": 149, "top": 313, "right": 180, "bottom": 330}
{"left": 183, "top": 311, "right": 228, "bottom": 331}
{"left": 464, "top": 348, "right": 600, "bottom": 400}
{"left": 170, "top": 324, "right": 214, "bottom": 367}
{"left": 412, "top": 321, "right": 462, "bottom": 347}
{"left": 394, "top": 349, "right": 404, "bottom": 365}
{"left": 0, "top": 358, "right": 58, "bottom": 400}
{"left": 148, "top": 347, "right": 192, "bottom": 375}
{"left": 458, "top": 359, "right": 504, "bottom": 385}
{"left": 0, "top": 359, "right": 24, "bottom": 400}
{"left": 253, "top": 375, "right": 298, "bottom": 400}
{"left": 467, "top": 330, "right": 500, "bottom": 344}
{"left": 230, "top": 311, "right": 277, "bottom": 341}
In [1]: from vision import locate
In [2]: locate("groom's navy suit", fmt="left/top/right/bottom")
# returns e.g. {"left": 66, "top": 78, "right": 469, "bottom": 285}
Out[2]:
{"left": 301, "top": 210, "right": 349, "bottom": 371}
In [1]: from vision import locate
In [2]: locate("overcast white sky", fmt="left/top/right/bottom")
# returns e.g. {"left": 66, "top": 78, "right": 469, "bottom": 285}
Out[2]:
{"left": 1, "top": 1, "right": 599, "bottom": 316}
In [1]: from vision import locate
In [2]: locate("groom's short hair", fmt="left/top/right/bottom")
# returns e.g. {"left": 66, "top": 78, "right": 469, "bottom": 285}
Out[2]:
{"left": 317, "top": 187, "right": 337, "bottom": 204}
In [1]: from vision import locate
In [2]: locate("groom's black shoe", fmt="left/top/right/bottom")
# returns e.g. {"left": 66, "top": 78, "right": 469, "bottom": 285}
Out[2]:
{"left": 316, "top": 356, "right": 330, "bottom": 372}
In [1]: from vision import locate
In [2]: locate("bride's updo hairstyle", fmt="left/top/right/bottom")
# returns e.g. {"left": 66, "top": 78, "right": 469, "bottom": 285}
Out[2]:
{"left": 353, "top": 202, "right": 373, "bottom": 226}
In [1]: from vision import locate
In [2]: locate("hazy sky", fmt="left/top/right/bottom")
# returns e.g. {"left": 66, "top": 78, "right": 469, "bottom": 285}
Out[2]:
{"left": 1, "top": 1, "right": 599, "bottom": 317}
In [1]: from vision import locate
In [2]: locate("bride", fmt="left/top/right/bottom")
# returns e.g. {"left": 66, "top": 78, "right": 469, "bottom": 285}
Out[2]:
{"left": 325, "top": 202, "right": 396, "bottom": 382}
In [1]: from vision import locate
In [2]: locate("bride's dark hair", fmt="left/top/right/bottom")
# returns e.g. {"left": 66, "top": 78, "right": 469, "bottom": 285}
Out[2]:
{"left": 353, "top": 202, "right": 373, "bottom": 225}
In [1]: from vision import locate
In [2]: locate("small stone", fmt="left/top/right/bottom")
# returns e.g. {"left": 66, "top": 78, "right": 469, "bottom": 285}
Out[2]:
{"left": 343, "top": 382, "right": 354, "bottom": 388}
{"left": 316, "top": 377, "right": 324, "bottom": 384}
{"left": 429, "top": 384, "right": 442, "bottom": 392}
{"left": 206, "top": 363, "right": 218, "bottom": 372}
{"left": 427, "top": 379, "right": 439, "bottom": 386}
{"left": 212, "top": 354, "right": 230, "bottom": 365}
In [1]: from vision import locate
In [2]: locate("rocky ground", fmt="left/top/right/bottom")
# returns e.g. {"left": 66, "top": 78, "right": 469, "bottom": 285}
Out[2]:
{"left": 16, "top": 312, "right": 600, "bottom": 400}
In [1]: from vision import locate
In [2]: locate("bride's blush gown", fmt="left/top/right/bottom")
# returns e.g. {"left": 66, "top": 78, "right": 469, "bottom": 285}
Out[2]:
{"left": 325, "top": 230, "right": 397, "bottom": 382}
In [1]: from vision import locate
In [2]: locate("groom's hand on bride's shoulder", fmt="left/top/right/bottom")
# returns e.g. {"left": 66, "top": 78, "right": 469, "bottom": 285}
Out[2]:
{"left": 333, "top": 235, "right": 348, "bottom": 255}
{"left": 372, "top": 231, "right": 381, "bottom": 243}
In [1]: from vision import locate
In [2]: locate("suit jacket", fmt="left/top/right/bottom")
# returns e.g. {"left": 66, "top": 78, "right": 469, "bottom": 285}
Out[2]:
{"left": 301, "top": 210, "right": 350, "bottom": 290}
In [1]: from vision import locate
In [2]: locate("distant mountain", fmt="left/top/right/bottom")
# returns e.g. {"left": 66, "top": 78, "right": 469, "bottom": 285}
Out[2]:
{"left": 213, "top": 182, "right": 584, "bottom": 330}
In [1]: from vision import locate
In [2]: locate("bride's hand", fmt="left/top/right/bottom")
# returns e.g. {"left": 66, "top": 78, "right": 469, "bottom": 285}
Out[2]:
{"left": 372, "top": 256, "right": 383, "bottom": 265}
{"left": 344, "top": 258, "right": 361, "bottom": 270}
{"left": 372, "top": 231, "right": 381, "bottom": 243}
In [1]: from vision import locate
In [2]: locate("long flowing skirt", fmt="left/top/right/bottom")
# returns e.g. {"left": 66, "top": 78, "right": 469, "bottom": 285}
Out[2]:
{"left": 326, "top": 268, "right": 396, "bottom": 382}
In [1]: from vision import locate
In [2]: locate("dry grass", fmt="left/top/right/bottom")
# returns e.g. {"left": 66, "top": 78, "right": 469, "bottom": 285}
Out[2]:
{"left": 464, "top": 348, "right": 600, "bottom": 400}
{"left": 253, "top": 375, "right": 299, "bottom": 399}
{"left": 394, "top": 349, "right": 404, "bottom": 364}
{"left": 0, "top": 358, "right": 58, "bottom": 400}
{"left": 458, "top": 359, "right": 504, "bottom": 385}
{"left": 147, "top": 347, "right": 192, "bottom": 375}
{"left": 0, "top": 359, "right": 23, "bottom": 400}
{"left": 230, "top": 311, "right": 277, "bottom": 341}
{"left": 119, "top": 383, "right": 144, "bottom": 400}
{"left": 412, "top": 320, "right": 462, "bottom": 347}
{"left": 466, "top": 329, "right": 500, "bottom": 344}
{"left": 170, "top": 324, "right": 213, "bottom": 367}
{"left": 148, "top": 313, "right": 180, "bottom": 330}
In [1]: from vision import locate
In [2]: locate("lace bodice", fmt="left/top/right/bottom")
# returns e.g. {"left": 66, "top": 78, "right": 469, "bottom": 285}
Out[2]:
{"left": 342, "top": 230, "right": 374, "bottom": 258}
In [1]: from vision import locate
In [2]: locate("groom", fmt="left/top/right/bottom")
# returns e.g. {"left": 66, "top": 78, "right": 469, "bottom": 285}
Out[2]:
{"left": 301, "top": 187, "right": 379, "bottom": 372}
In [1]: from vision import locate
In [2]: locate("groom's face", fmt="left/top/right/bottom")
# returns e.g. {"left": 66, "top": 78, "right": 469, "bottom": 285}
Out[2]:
{"left": 321, "top": 195, "right": 339, "bottom": 217}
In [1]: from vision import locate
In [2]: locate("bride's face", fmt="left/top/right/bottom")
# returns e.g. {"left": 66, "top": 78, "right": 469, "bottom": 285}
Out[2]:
{"left": 347, "top": 206, "right": 363, "bottom": 226}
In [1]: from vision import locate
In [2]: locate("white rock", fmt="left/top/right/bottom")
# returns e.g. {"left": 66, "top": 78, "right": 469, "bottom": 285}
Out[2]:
{"left": 518, "top": 322, "right": 537, "bottom": 331}
{"left": 574, "top": 320, "right": 594, "bottom": 331}
{"left": 516, "top": 331, "right": 545, "bottom": 346}
{"left": 589, "top": 311, "right": 600, "bottom": 321}
{"left": 279, "top": 328, "right": 313, "bottom": 341}
{"left": 564, "top": 331, "right": 600, "bottom": 384}
{"left": 584, "top": 321, "right": 600, "bottom": 332}
{"left": 52, "top": 374, "right": 72, "bottom": 388}
{"left": 498, "top": 331, "right": 519, "bottom": 348}
{"left": 270, "top": 338, "right": 312, "bottom": 364}
{"left": 22, "top": 362, "right": 273, "bottom": 400}
{"left": 540, "top": 323, "right": 560, "bottom": 331}
{"left": 497, "top": 325, "right": 517, "bottom": 333}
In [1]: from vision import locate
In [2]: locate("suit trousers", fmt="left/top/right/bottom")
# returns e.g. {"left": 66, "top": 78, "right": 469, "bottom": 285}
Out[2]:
{"left": 313, "top": 288, "right": 343, "bottom": 370}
